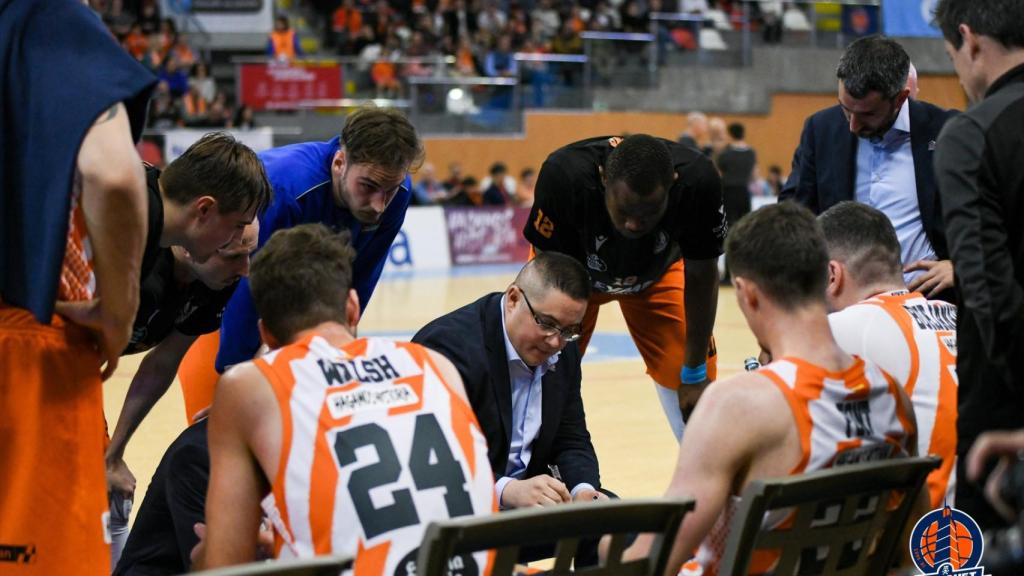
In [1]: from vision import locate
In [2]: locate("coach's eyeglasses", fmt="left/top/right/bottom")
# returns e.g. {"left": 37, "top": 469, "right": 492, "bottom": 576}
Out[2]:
{"left": 516, "top": 286, "right": 582, "bottom": 342}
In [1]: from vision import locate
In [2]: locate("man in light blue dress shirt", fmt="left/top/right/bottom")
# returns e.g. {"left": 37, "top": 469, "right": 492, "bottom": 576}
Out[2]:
{"left": 413, "top": 252, "right": 607, "bottom": 510}
{"left": 781, "top": 35, "right": 958, "bottom": 302}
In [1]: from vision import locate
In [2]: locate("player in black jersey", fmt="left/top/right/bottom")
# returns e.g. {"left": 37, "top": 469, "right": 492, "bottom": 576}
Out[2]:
{"left": 523, "top": 134, "right": 726, "bottom": 440}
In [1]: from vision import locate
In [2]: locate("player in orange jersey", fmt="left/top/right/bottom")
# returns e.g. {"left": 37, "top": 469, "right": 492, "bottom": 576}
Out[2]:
{"left": 196, "top": 224, "right": 495, "bottom": 574}
{"left": 624, "top": 203, "right": 918, "bottom": 575}
{"left": 821, "top": 202, "right": 958, "bottom": 508}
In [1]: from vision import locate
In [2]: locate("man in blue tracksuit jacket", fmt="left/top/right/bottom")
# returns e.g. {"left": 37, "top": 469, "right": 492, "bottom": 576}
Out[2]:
{"left": 216, "top": 108, "right": 424, "bottom": 371}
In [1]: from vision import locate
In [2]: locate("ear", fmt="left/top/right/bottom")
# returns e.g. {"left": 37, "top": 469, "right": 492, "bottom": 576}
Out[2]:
{"left": 894, "top": 87, "right": 911, "bottom": 108}
{"left": 597, "top": 165, "right": 607, "bottom": 188}
{"left": 826, "top": 260, "right": 843, "bottom": 299}
{"left": 332, "top": 149, "right": 347, "bottom": 177}
{"left": 733, "top": 276, "right": 758, "bottom": 311}
{"left": 257, "top": 319, "right": 281, "bottom": 350}
{"left": 345, "top": 288, "right": 361, "bottom": 329}
{"left": 193, "top": 195, "right": 216, "bottom": 218}
{"left": 960, "top": 24, "right": 982, "bottom": 60}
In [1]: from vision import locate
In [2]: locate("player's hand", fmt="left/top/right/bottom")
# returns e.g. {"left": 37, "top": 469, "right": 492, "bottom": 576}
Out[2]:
{"left": 966, "top": 429, "right": 1024, "bottom": 522}
{"left": 502, "top": 475, "right": 571, "bottom": 508}
{"left": 677, "top": 381, "right": 709, "bottom": 422}
{"left": 905, "top": 259, "right": 955, "bottom": 298}
{"left": 572, "top": 489, "right": 609, "bottom": 503}
{"left": 190, "top": 522, "right": 207, "bottom": 567}
{"left": 106, "top": 456, "right": 136, "bottom": 499}
{"left": 55, "top": 299, "right": 130, "bottom": 380}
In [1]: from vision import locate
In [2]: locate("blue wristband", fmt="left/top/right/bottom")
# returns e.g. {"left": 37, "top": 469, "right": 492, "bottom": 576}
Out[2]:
{"left": 680, "top": 363, "right": 708, "bottom": 385}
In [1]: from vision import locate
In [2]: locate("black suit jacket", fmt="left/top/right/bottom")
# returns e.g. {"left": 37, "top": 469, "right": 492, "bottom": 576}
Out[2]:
{"left": 780, "top": 99, "right": 956, "bottom": 261}
{"left": 412, "top": 293, "right": 600, "bottom": 493}
{"left": 115, "top": 419, "right": 209, "bottom": 575}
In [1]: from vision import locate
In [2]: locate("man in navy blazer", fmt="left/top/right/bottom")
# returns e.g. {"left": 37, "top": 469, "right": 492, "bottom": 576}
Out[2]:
{"left": 413, "top": 252, "right": 604, "bottom": 510}
{"left": 781, "top": 35, "right": 958, "bottom": 302}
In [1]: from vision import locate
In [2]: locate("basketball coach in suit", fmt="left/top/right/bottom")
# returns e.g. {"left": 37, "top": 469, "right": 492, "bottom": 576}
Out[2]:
{"left": 781, "top": 35, "right": 958, "bottom": 302}
{"left": 413, "top": 252, "right": 606, "bottom": 511}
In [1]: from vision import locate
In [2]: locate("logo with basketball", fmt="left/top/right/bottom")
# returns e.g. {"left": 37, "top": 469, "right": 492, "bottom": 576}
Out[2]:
{"left": 909, "top": 503, "right": 988, "bottom": 575}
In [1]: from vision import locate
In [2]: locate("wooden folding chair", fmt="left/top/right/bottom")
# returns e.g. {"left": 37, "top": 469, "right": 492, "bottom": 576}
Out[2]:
{"left": 417, "top": 498, "right": 695, "bottom": 576}
{"left": 718, "top": 457, "right": 940, "bottom": 576}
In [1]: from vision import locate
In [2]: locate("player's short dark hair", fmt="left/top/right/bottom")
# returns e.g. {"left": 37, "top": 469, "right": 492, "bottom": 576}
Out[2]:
{"left": 490, "top": 162, "right": 507, "bottom": 176}
{"left": 521, "top": 167, "right": 535, "bottom": 179}
{"left": 160, "top": 132, "right": 273, "bottom": 216}
{"left": 249, "top": 224, "right": 357, "bottom": 344}
{"left": 934, "top": 0, "right": 1024, "bottom": 50}
{"left": 727, "top": 122, "right": 745, "bottom": 140}
{"left": 517, "top": 251, "right": 591, "bottom": 302}
{"left": 726, "top": 203, "right": 829, "bottom": 310}
{"left": 341, "top": 107, "right": 424, "bottom": 173}
{"left": 604, "top": 134, "right": 674, "bottom": 198}
{"left": 819, "top": 202, "right": 903, "bottom": 286}
{"left": 836, "top": 35, "right": 910, "bottom": 100}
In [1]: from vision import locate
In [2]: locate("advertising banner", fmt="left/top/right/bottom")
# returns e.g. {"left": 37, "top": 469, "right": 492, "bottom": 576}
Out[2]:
{"left": 238, "top": 62, "right": 343, "bottom": 111}
{"left": 445, "top": 206, "right": 532, "bottom": 266}
{"left": 163, "top": 128, "right": 274, "bottom": 163}
{"left": 882, "top": 0, "right": 941, "bottom": 38}
{"left": 382, "top": 207, "right": 451, "bottom": 274}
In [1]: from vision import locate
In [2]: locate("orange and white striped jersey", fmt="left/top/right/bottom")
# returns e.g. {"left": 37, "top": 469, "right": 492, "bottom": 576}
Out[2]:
{"left": 696, "top": 356, "right": 915, "bottom": 575}
{"left": 57, "top": 176, "right": 96, "bottom": 302}
{"left": 255, "top": 336, "right": 497, "bottom": 576}
{"left": 829, "top": 290, "right": 958, "bottom": 508}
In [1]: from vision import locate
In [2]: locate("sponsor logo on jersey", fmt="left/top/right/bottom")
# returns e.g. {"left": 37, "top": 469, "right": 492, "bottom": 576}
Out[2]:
{"left": 0, "top": 545, "right": 36, "bottom": 564}
{"left": 595, "top": 235, "right": 608, "bottom": 252}
{"left": 654, "top": 231, "right": 668, "bottom": 254}
{"left": 909, "top": 504, "right": 988, "bottom": 575}
{"left": 326, "top": 383, "right": 420, "bottom": 419}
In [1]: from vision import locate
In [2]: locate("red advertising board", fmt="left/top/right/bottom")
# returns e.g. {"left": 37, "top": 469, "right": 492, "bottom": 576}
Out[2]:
{"left": 445, "top": 207, "right": 532, "bottom": 266}
{"left": 238, "top": 62, "right": 342, "bottom": 111}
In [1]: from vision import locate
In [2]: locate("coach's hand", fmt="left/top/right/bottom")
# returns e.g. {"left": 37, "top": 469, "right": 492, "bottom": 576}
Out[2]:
{"left": 572, "top": 489, "right": 609, "bottom": 503}
{"left": 106, "top": 456, "right": 136, "bottom": 499}
{"left": 905, "top": 259, "right": 955, "bottom": 298}
{"left": 502, "top": 475, "right": 571, "bottom": 508}
{"left": 677, "top": 381, "right": 709, "bottom": 423}
{"left": 55, "top": 298, "right": 131, "bottom": 380}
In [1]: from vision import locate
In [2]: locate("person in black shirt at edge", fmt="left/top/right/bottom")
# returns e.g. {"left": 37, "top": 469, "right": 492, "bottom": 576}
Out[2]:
{"left": 524, "top": 134, "right": 726, "bottom": 442}
{"left": 91, "top": 133, "right": 273, "bottom": 568}
{"left": 715, "top": 122, "right": 757, "bottom": 283}
{"left": 933, "top": 0, "right": 1024, "bottom": 531}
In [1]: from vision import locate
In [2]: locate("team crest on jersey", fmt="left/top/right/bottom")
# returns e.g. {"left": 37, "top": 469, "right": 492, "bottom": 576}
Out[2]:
{"left": 326, "top": 383, "right": 419, "bottom": 419}
{"left": 587, "top": 253, "right": 607, "bottom": 272}
{"left": 653, "top": 231, "right": 668, "bottom": 254}
{"left": 909, "top": 504, "right": 988, "bottom": 575}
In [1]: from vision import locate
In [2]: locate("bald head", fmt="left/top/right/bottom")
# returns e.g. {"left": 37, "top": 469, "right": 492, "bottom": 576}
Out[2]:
{"left": 818, "top": 202, "right": 904, "bottom": 287}
{"left": 514, "top": 252, "right": 591, "bottom": 302}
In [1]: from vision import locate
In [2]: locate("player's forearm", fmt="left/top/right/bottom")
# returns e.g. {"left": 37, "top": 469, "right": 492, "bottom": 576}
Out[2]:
{"left": 107, "top": 358, "right": 177, "bottom": 461}
{"left": 80, "top": 140, "right": 148, "bottom": 335}
{"left": 683, "top": 259, "right": 718, "bottom": 367}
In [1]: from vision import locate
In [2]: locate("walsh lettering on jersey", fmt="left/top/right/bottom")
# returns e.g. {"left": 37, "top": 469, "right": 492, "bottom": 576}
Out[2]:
{"left": 318, "top": 355, "right": 402, "bottom": 386}
{"left": 326, "top": 384, "right": 419, "bottom": 419}
{"left": 903, "top": 304, "right": 957, "bottom": 332}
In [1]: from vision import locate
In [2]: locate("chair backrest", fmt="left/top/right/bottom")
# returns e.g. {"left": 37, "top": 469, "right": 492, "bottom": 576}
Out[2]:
{"left": 416, "top": 498, "right": 695, "bottom": 576}
{"left": 717, "top": 456, "right": 940, "bottom": 576}
{"left": 191, "top": 555, "right": 353, "bottom": 576}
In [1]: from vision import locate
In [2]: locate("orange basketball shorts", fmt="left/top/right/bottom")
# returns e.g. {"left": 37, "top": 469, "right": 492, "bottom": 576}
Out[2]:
{"left": 0, "top": 304, "right": 110, "bottom": 575}
{"left": 577, "top": 260, "right": 718, "bottom": 390}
